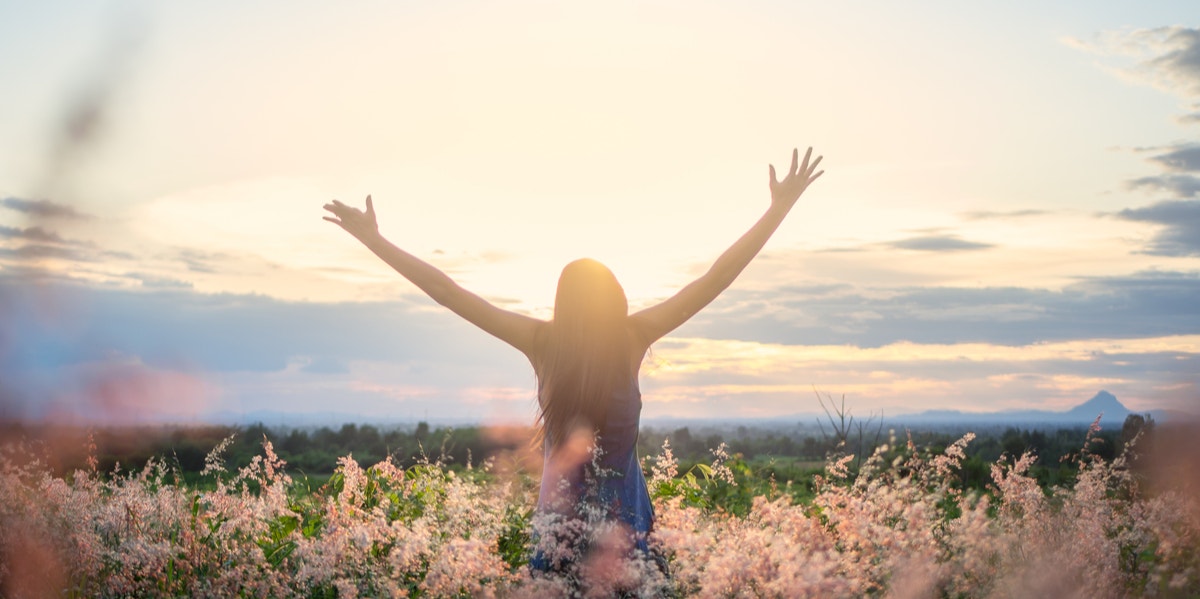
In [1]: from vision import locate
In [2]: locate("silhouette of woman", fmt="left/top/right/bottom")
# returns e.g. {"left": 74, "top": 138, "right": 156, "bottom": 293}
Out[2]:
{"left": 323, "top": 147, "right": 823, "bottom": 572}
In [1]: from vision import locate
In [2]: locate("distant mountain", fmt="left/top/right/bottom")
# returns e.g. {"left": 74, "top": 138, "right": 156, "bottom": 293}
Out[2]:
{"left": 890, "top": 390, "right": 1160, "bottom": 427}
{"left": 1063, "top": 391, "right": 1129, "bottom": 420}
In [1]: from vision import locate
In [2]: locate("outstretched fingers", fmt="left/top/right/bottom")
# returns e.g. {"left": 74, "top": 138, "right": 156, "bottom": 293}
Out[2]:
{"left": 807, "top": 153, "right": 823, "bottom": 175}
{"left": 799, "top": 147, "right": 814, "bottom": 176}
{"left": 801, "top": 148, "right": 824, "bottom": 186}
{"left": 323, "top": 200, "right": 357, "bottom": 227}
{"left": 325, "top": 199, "right": 363, "bottom": 218}
{"left": 322, "top": 202, "right": 343, "bottom": 226}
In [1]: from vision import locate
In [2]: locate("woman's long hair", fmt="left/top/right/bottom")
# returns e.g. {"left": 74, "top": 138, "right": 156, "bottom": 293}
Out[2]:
{"left": 534, "top": 259, "right": 634, "bottom": 449}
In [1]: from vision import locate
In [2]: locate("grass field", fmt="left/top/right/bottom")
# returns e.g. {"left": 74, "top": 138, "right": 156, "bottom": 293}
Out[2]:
{"left": 1, "top": 426, "right": 1198, "bottom": 598}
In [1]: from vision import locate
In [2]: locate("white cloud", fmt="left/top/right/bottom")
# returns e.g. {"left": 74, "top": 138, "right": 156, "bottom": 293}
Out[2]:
{"left": 1071, "top": 26, "right": 1200, "bottom": 119}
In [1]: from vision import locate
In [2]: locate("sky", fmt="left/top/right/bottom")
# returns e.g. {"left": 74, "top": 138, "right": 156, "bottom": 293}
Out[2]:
{"left": 1, "top": 1, "right": 1199, "bottom": 426}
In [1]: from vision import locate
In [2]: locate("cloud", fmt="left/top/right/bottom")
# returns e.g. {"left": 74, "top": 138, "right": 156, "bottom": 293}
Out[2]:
{"left": 0, "top": 243, "right": 133, "bottom": 264}
{"left": 1150, "top": 144, "right": 1200, "bottom": 172}
{"left": 0, "top": 264, "right": 81, "bottom": 285}
{"left": 0, "top": 225, "right": 116, "bottom": 271}
{"left": 885, "top": 235, "right": 994, "bottom": 252}
{"left": 1116, "top": 199, "right": 1200, "bottom": 256}
{"left": 0, "top": 226, "right": 68, "bottom": 243}
{"left": 124, "top": 272, "right": 194, "bottom": 289}
{"left": 0, "top": 245, "right": 84, "bottom": 261}
{"left": 960, "top": 209, "right": 1051, "bottom": 220}
{"left": 1, "top": 275, "right": 539, "bottom": 422}
{"left": 1072, "top": 27, "right": 1200, "bottom": 122}
{"left": 1138, "top": 27, "right": 1200, "bottom": 97}
{"left": 0, "top": 275, "right": 526, "bottom": 374}
{"left": 1128, "top": 174, "right": 1200, "bottom": 198}
{"left": 8, "top": 264, "right": 1197, "bottom": 378}
{"left": 1076, "top": 27, "right": 1200, "bottom": 97}
{"left": 5, "top": 269, "right": 1197, "bottom": 420}
{"left": 643, "top": 335, "right": 1199, "bottom": 408}
{"left": 677, "top": 270, "right": 1200, "bottom": 348}
{"left": 1082, "top": 29, "right": 1200, "bottom": 253}
{"left": 0, "top": 197, "right": 91, "bottom": 220}
{"left": 300, "top": 356, "right": 351, "bottom": 374}
{"left": 814, "top": 233, "right": 995, "bottom": 254}
{"left": 174, "top": 248, "right": 240, "bottom": 274}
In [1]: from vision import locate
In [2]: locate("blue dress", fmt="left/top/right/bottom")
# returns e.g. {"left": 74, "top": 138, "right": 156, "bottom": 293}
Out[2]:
{"left": 531, "top": 377, "right": 655, "bottom": 567}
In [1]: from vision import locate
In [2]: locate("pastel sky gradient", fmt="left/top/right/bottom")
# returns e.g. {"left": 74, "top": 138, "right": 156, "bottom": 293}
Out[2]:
{"left": 2, "top": 1, "right": 1199, "bottom": 424}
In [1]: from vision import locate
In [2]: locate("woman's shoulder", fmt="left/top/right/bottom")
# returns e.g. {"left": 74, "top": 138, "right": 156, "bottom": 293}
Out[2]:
{"left": 526, "top": 320, "right": 648, "bottom": 367}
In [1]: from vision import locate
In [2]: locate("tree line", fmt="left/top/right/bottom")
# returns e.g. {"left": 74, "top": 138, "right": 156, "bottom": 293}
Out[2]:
{"left": 2, "top": 414, "right": 1156, "bottom": 495}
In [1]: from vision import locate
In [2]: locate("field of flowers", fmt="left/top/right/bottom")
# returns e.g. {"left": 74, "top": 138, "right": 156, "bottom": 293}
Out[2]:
{"left": 1, "top": 422, "right": 1197, "bottom": 598}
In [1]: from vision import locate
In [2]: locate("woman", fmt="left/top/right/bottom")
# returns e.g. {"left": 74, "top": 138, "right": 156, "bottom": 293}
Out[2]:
{"left": 323, "top": 147, "right": 823, "bottom": 570}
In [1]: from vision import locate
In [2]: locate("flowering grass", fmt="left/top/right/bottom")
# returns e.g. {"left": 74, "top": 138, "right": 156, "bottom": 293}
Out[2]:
{"left": 1, "top": 422, "right": 1197, "bottom": 598}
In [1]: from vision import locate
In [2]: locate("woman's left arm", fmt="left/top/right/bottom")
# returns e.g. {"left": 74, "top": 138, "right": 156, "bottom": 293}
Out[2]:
{"left": 630, "top": 147, "right": 823, "bottom": 345}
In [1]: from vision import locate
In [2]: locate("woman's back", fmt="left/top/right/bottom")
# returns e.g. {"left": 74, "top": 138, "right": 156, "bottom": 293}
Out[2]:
{"left": 531, "top": 363, "right": 657, "bottom": 575}
{"left": 536, "top": 374, "right": 654, "bottom": 540}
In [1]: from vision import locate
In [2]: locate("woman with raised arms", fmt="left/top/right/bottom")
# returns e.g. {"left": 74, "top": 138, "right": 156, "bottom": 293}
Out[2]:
{"left": 322, "top": 147, "right": 823, "bottom": 574}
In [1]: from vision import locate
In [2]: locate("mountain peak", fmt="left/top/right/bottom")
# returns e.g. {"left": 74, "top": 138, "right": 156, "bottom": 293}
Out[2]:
{"left": 1066, "top": 390, "right": 1130, "bottom": 419}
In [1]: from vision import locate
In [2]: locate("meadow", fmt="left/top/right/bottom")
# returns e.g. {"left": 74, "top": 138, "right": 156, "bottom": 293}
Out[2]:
{"left": 0, "top": 419, "right": 1197, "bottom": 598}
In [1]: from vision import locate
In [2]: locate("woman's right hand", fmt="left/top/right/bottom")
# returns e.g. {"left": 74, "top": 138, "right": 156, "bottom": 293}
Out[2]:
{"left": 323, "top": 195, "right": 380, "bottom": 242}
{"left": 769, "top": 147, "right": 823, "bottom": 210}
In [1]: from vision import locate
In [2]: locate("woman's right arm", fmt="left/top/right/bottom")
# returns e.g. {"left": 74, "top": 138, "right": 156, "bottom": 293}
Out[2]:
{"left": 324, "top": 196, "right": 542, "bottom": 356}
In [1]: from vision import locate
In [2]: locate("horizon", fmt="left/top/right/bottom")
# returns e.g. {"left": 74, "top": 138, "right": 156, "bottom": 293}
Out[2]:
{"left": 9, "top": 389, "right": 1188, "bottom": 431}
{"left": 2, "top": 3, "right": 1199, "bottom": 426}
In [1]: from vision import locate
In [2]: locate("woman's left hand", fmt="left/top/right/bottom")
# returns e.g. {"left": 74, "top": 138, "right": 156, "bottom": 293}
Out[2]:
{"left": 323, "top": 195, "right": 380, "bottom": 241}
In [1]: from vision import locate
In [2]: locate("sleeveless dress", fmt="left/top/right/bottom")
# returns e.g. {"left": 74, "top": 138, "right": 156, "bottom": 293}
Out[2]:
{"left": 531, "top": 377, "right": 655, "bottom": 568}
